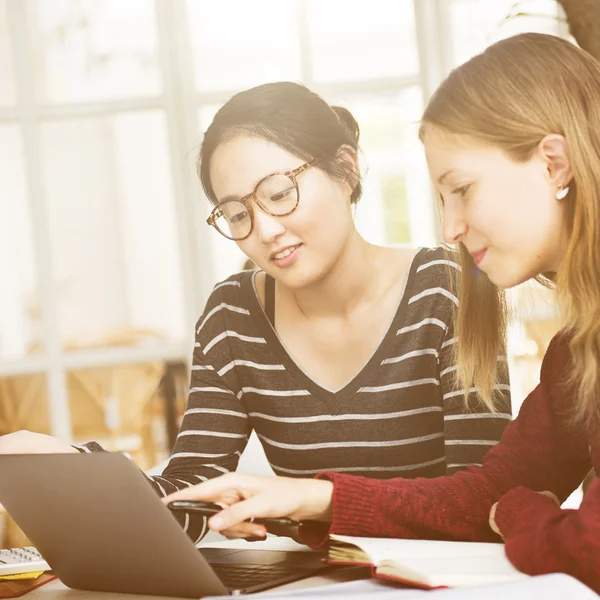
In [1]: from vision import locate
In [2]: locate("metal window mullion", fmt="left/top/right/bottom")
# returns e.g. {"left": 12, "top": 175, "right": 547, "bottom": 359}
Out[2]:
{"left": 556, "top": 2, "right": 569, "bottom": 38}
{"left": 194, "top": 74, "right": 422, "bottom": 108}
{"left": 413, "top": 0, "right": 446, "bottom": 244}
{"left": 62, "top": 342, "right": 188, "bottom": 371}
{"left": 34, "top": 97, "right": 164, "bottom": 120}
{"left": 413, "top": 0, "right": 445, "bottom": 105}
{"left": 434, "top": 0, "right": 454, "bottom": 80}
{"left": 1, "top": 99, "right": 164, "bottom": 123}
{"left": 313, "top": 75, "right": 422, "bottom": 99}
{"left": 0, "top": 356, "right": 49, "bottom": 378}
{"left": 155, "top": 0, "right": 213, "bottom": 336}
{"left": 8, "top": 0, "right": 72, "bottom": 440}
{"left": 295, "top": 0, "right": 314, "bottom": 86}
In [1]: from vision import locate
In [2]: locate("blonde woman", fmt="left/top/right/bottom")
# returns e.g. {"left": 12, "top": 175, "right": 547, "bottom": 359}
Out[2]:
{"left": 164, "top": 34, "right": 600, "bottom": 592}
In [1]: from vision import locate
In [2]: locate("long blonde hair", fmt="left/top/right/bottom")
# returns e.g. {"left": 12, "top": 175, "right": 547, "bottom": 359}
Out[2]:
{"left": 419, "top": 33, "right": 600, "bottom": 427}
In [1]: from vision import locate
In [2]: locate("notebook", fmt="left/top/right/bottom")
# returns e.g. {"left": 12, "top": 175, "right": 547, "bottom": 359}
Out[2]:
{"left": 0, "top": 574, "right": 56, "bottom": 599}
{"left": 326, "top": 535, "right": 528, "bottom": 589}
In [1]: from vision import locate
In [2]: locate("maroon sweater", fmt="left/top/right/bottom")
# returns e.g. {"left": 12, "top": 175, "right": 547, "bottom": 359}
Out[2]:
{"left": 301, "top": 334, "right": 600, "bottom": 593}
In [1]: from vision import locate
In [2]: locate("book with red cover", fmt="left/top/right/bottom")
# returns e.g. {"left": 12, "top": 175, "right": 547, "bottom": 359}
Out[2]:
{"left": 327, "top": 535, "right": 528, "bottom": 590}
{"left": 0, "top": 574, "right": 57, "bottom": 599}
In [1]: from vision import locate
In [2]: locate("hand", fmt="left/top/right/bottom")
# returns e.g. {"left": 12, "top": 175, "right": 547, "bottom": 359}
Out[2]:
{"left": 162, "top": 472, "right": 333, "bottom": 540}
{"left": 0, "top": 430, "right": 78, "bottom": 513}
{"left": 0, "top": 430, "right": 78, "bottom": 455}
{"left": 489, "top": 490, "right": 559, "bottom": 538}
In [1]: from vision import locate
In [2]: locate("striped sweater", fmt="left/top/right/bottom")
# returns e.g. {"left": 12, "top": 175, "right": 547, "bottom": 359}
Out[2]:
{"left": 83, "top": 246, "right": 511, "bottom": 542}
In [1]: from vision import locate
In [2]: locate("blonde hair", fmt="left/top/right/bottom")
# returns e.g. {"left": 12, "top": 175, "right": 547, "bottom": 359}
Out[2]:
{"left": 419, "top": 33, "right": 600, "bottom": 427}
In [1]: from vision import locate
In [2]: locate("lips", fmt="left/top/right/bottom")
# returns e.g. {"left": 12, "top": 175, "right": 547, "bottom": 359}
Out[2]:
{"left": 270, "top": 244, "right": 301, "bottom": 261}
{"left": 471, "top": 248, "right": 487, "bottom": 266}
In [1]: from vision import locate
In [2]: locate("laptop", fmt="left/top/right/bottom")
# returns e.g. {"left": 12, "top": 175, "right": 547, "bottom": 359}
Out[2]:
{"left": 0, "top": 452, "right": 338, "bottom": 597}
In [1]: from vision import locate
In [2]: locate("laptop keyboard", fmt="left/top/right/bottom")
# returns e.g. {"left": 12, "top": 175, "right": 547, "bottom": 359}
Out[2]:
{"left": 211, "top": 564, "right": 304, "bottom": 591}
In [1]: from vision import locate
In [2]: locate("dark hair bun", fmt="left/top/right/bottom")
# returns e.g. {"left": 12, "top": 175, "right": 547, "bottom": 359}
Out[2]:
{"left": 331, "top": 106, "right": 360, "bottom": 145}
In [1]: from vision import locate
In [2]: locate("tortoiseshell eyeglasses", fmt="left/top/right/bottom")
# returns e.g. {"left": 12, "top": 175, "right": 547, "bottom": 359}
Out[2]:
{"left": 206, "top": 159, "right": 317, "bottom": 241}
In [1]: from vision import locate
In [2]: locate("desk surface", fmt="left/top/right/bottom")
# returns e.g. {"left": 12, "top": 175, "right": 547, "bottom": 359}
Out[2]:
{"left": 20, "top": 538, "right": 599, "bottom": 600}
{"left": 26, "top": 538, "right": 369, "bottom": 599}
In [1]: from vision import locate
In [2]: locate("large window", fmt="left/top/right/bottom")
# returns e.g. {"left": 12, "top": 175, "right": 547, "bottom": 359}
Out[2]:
{"left": 0, "top": 0, "right": 569, "bottom": 440}
{"left": 0, "top": 0, "right": 193, "bottom": 439}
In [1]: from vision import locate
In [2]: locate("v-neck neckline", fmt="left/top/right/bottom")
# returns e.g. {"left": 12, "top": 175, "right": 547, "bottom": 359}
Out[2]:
{"left": 242, "top": 250, "right": 422, "bottom": 412}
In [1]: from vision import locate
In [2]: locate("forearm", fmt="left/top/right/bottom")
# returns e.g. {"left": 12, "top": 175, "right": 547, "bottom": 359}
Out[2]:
{"left": 299, "top": 463, "right": 507, "bottom": 549}
{"left": 496, "top": 482, "right": 600, "bottom": 593}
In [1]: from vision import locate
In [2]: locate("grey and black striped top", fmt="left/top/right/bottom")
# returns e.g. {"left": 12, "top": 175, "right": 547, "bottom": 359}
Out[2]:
{"left": 82, "top": 245, "right": 511, "bottom": 542}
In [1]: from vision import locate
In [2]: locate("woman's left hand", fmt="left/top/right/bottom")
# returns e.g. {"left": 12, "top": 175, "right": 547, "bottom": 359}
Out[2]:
{"left": 489, "top": 490, "right": 559, "bottom": 538}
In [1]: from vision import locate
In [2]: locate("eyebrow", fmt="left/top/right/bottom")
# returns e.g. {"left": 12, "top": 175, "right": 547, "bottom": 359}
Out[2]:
{"left": 215, "top": 170, "right": 279, "bottom": 206}
{"left": 437, "top": 169, "right": 459, "bottom": 185}
{"left": 216, "top": 187, "right": 258, "bottom": 206}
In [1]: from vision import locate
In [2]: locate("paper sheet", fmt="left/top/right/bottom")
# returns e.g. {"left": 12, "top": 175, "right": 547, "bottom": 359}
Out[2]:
{"left": 0, "top": 573, "right": 44, "bottom": 582}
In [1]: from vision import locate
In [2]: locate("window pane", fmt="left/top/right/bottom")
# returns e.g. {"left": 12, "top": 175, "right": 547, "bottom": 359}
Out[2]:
{"left": 0, "top": 125, "right": 42, "bottom": 358}
{"left": 40, "top": 111, "right": 186, "bottom": 350}
{"left": 0, "top": 0, "right": 15, "bottom": 105}
{"left": 0, "top": 374, "right": 50, "bottom": 435}
{"left": 187, "top": 0, "right": 301, "bottom": 93}
{"left": 68, "top": 363, "right": 171, "bottom": 469}
{"left": 29, "top": 0, "right": 160, "bottom": 103}
{"left": 450, "top": 0, "right": 562, "bottom": 66}
{"left": 334, "top": 88, "right": 437, "bottom": 247}
{"left": 306, "top": 0, "right": 419, "bottom": 82}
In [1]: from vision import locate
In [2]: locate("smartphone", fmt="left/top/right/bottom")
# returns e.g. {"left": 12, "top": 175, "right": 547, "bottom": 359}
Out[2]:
{"left": 167, "top": 500, "right": 300, "bottom": 527}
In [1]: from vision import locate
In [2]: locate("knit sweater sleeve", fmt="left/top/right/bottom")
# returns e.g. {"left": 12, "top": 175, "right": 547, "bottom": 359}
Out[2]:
{"left": 300, "top": 335, "right": 591, "bottom": 547}
{"left": 493, "top": 467, "right": 600, "bottom": 592}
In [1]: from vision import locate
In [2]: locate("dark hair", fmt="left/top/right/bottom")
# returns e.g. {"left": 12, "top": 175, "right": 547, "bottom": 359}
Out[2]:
{"left": 198, "top": 82, "right": 362, "bottom": 205}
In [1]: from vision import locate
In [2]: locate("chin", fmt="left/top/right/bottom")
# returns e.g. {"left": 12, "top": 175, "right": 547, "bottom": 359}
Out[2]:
{"left": 484, "top": 267, "right": 531, "bottom": 289}
{"left": 286, "top": 261, "right": 337, "bottom": 290}
{"left": 276, "top": 267, "right": 320, "bottom": 290}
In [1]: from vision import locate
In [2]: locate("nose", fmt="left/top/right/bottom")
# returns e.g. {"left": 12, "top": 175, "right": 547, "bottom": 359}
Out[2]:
{"left": 441, "top": 201, "right": 468, "bottom": 245}
{"left": 253, "top": 207, "right": 286, "bottom": 244}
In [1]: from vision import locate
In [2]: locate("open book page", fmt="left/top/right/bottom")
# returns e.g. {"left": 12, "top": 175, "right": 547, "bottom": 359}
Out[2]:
{"left": 329, "top": 535, "right": 526, "bottom": 587}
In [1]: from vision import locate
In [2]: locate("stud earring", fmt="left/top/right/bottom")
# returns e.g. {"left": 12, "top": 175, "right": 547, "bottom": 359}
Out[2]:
{"left": 556, "top": 183, "right": 569, "bottom": 200}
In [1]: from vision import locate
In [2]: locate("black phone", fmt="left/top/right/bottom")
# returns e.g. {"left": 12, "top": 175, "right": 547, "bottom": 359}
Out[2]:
{"left": 167, "top": 500, "right": 300, "bottom": 527}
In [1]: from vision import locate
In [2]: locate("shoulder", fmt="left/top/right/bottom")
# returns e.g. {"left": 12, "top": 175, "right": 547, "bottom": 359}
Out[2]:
{"left": 400, "top": 245, "right": 461, "bottom": 332}
{"left": 411, "top": 245, "right": 461, "bottom": 279}
{"left": 540, "top": 332, "right": 572, "bottom": 385}
{"left": 203, "top": 272, "right": 248, "bottom": 310}
{"left": 195, "top": 271, "right": 254, "bottom": 342}
{"left": 406, "top": 245, "right": 461, "bottom": 293}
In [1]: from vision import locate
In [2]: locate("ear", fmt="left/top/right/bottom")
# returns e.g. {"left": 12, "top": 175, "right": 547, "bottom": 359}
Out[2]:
{"left": 537, "top": 134, "right": 573, "bottom": 189}
{"left": 335, "top": 144, "right": 360, "bottom": 194}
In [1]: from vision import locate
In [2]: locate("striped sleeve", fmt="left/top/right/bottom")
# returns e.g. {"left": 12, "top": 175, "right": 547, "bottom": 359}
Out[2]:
{"left": 152, "top": 318, "right": 251, "bottom": 542}
{"left": 121, "top": 278, "right": 250, "bottom": 542}
{"left": 439, "top": 306, "right": 512, "bottom": 476}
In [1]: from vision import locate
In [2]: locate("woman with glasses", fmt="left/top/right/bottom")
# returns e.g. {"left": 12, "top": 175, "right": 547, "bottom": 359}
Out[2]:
{"left": 0, "top": 82, "right": 510, "bottom": 543}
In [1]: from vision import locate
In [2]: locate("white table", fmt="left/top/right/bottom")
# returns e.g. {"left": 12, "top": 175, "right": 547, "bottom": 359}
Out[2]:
{"left": 26, "top": 538, "right": 598, "bottom": 599}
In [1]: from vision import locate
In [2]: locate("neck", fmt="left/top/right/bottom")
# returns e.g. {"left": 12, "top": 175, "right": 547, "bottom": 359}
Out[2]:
{"left": 288, "top": 231, "right": 383, "bottom": 319}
